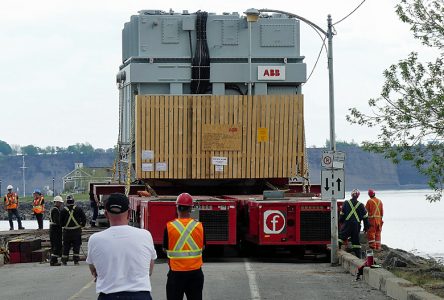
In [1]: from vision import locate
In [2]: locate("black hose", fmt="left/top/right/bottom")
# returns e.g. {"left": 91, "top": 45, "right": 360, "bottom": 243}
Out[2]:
{"left": 190, "top": 12, "right": 210, "bottom": 94}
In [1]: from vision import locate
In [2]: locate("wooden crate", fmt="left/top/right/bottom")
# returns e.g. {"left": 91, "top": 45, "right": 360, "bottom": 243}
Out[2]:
{"left": 32, "top": 248, "right": 50, "bottom": 263}
{"left": 135, "top": 95, "right": 305, "bottom": 180}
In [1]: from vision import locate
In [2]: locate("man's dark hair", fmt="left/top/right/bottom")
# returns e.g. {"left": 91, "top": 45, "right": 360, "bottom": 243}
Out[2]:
{"left": 177, "top": 205, "right": 192, "bottom": 212}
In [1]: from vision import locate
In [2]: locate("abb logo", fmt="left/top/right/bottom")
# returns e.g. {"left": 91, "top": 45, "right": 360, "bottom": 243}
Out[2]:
{"left": 228, "top": 127, "right": 238, "bottom": 133}
{"left": 263, "top": 210, "right": 286, "bottom": 234}
{"left": 263, "top": 69, "right": 280, "bottom": 77}
{"left": 258, "top": 66, "right": 285, "bottom": 81}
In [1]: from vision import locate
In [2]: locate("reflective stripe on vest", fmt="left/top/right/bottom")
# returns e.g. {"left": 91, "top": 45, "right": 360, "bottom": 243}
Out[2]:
{"left": 63, "top": 206, "right": 81, "bottom": 229}
{"left": 5, "top": 193, "right": 18, "bottom": 209}
{"left": 33, "top": 197, "right": 44, "bottom": 214}
{"left": 368, "top": 198, "right": 382, "bottom": 218}
{"left": 345, "top": 200, "right": 361, "bottom": 222}
{"left": 167, "top": 219, "right": 202, "bottom": 259}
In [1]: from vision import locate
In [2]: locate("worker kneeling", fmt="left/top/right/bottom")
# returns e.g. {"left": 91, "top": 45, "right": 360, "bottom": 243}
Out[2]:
{"left": 163, "top": 193, "right": 205, "bottom": 300}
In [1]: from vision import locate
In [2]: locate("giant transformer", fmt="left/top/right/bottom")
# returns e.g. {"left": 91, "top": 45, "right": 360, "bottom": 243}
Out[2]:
{"left": 116, "top": 9, "right": 308, "bottom": 195}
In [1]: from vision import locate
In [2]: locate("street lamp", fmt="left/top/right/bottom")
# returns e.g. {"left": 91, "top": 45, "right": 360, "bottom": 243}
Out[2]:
{"left": 258, "top": 8, "right": 338, "bottom": 264}
{"left": 53, "top": 177, "right": 55, "bottom": 196}
{"left": 0, "top": 179, "right": 2, "bottom": 195}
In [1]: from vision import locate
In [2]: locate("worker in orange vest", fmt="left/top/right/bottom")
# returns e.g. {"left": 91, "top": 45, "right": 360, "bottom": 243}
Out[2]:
{"left": 366, "top": 189, "right": 384, "bottom": 250}
{"left": 32, "top": 189, "right": 45, "bottom": 229}
{"left": 163, "top": 193, "right": 205, "bottom": 300}
{"left": 3, "top": 185, "right": 25, "bottom": 230}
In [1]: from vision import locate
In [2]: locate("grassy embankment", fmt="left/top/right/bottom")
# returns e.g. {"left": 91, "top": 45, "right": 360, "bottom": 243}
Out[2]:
{"left": 16, "top": 193, "right": 90, "bottom": 203}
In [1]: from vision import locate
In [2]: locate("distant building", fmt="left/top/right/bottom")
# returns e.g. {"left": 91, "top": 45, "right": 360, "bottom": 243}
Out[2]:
{"left": 63, "top": 163, "right": 113, "bottom": 193}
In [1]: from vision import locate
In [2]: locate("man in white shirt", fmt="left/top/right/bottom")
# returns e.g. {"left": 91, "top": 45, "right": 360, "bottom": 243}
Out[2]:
{"left": 86, "top": 193, "right": 157, "bottom": 300}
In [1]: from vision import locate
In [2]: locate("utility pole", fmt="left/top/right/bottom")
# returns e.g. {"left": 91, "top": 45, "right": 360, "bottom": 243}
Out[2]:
{"left": 258, "top": 8, "right": 339, "bottom": 265}
{"left": 53, "top": 177, "right": 55, "bottom": 196}
{"left": 20, "top": 155, "right": 27, "bottom": 197}
{"left": 327, "top": 14, "right": 339, "bottom": 265}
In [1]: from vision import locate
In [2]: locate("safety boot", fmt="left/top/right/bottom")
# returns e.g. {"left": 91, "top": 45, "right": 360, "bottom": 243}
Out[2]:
{"left": 50, "top": 261, "right": 61, "bottom": 266}
{"left": 61, "top": 257, "right": 68, "bottom": 266}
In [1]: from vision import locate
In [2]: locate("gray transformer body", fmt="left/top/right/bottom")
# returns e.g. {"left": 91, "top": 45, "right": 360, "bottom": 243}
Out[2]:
{"left": 117, "top": 9, "right": 307, "bottom": 148}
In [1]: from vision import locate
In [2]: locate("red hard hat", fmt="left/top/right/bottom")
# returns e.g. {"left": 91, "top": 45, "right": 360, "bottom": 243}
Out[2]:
{"left": 176, "top": 193, "right": 193, "bottom": 207}
{"left": 368, "top": 189, "right": 375, "bottom": 197}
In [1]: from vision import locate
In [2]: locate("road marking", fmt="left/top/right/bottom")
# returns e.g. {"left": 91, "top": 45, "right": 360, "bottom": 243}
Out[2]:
{"left": 244, "top": 259, "right": 261, "bottom": 300}
{"left": 68, "top": 279, "right": 95, "bottom": 300}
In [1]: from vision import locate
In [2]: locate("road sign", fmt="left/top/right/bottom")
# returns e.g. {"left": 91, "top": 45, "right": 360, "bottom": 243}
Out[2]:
{"left": 321, "top": 169, "right": 345, "bottom": 200}
{"left": 322, "top": 151, "right": 334, "bottom": 168}
{"left": 321, "top": 150, "right": 346, "bottom": 169}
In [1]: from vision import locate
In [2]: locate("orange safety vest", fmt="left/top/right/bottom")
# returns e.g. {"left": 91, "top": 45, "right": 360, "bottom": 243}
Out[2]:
{"left": 166, "top": 218, "right": 204, "bottom": 271}
{"left": 33, "top": 196, "right": 45, "bottom": 214}
{"left": 4, "top": 193, "right": 18, "bottom": 210}
{"left": 366, "top": 197, "right": 383, "bottom": 219}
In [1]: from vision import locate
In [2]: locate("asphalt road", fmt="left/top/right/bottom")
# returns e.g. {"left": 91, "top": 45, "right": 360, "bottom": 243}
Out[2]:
{"left": 0, "top": 258, "right": 390, "bottom": 300}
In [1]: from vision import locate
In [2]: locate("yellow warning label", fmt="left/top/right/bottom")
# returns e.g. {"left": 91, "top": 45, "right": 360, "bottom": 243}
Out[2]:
{"left": 257, "top": 128, "right": 269, "bottom": 142}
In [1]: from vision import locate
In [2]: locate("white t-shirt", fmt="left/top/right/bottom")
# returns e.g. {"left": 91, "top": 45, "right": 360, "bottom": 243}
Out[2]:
{"left": 86, "top": 225, "right": 157, "bottom": 294}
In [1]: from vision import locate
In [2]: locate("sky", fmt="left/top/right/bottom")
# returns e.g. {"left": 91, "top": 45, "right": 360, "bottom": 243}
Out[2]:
{"left": 0, "top": 0, "right": 434, "bottom": 149}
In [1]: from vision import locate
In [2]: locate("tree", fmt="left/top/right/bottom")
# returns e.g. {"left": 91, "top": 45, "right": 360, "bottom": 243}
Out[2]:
{"left": 0, "top": 140, "right": 12, "bottom": 155}
{"left": 10, "top": 144, "right": 21, "bottom": 155}
{"left": 347, "top": 0, "right": 443, "bottom": 202}
{"left": 21, "top": 145, "right": 39, "bottom": 156}
{"left": 67, "top": 142, "right": 95, "bottom": 154}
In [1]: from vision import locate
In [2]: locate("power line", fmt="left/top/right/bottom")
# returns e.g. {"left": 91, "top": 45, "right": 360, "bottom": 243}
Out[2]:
{"left": 333, "top": 0, "right": 367, "bottom": 26}
{"left": 302, "top": 22, "right": 328, "bottom": 84}
{"left": 304, "top": 36, "right": 327, "bottom": 84}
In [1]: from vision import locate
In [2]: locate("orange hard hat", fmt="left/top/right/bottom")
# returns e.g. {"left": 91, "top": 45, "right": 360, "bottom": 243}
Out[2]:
{"left": 368, "top": 189, "right": 375, "bottom": 197}
{"left": 176, "top": 193, "right": 193, "bottom": 207}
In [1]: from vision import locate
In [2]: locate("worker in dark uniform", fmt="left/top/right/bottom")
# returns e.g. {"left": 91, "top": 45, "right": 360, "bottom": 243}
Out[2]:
{"left": 338, "top": 189, "right": 369, "bottom": 258}
{"left": 49, "top": 195, "right": 64, "bottom": 266}
{"left": 163, "top": 193, "right": 205, "bottom": 300}
{"left": 60, "top": 195, "right": 86, "bottom": 265}
{"left": 89, "top": 191, "right": 98, "bottom": 227}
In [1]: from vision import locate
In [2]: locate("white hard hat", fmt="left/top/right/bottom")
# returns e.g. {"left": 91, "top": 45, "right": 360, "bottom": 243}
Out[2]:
{"left": 53, "top": 196, "right": 64, "bottom": 203}
{"left": 7, "top": 185, "right": 13, "bottom": 190}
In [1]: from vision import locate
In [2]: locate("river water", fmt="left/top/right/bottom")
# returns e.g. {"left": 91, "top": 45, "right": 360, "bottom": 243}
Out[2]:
{"left": 1, "top": 189, "right": 443, "bottom": 260}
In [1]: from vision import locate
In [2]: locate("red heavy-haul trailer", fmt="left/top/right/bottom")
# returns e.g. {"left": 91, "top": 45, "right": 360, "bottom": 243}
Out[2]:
{"left": 97, "top": 9, "right": 346, "bottom": 256}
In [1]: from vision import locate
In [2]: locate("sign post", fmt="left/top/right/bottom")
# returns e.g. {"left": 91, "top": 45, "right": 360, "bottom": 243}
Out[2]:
{"left": 321, "top": 150, "right": 345, "bottom": 265}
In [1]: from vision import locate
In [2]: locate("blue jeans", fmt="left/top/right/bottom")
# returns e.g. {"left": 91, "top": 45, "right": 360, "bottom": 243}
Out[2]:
{"left": 98, "top": 291, "right": 152, "bottom": 300}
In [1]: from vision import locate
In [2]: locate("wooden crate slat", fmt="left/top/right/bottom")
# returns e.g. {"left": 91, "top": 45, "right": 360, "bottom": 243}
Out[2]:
{"left": 263, "top": 95, "right": 270, "bottom": 178}
{"left": 135, "top": 96, "right": 141, "bottom": 179}
{"left": 191, "top": 97, "right": 197, "bottom": 178}
{"left": 268, "top": 95, "right": 275, "bottom": 177}
{"left": 205, "top": 97, "right": 211, "bottom": 177}
{"left": 282, "top": 96, "right": 289, "bottom": 178}
{"left": 142, "top": 96, "right": 148, "bottom": 179}
{"left": 177, "top": 96, "right": 183, "bottom": 178}
{"left": 299, "top": 97, "right": 305, "bottom": 176}
{"left": 187, "top": 96, "right": 193, "bottom": 177}
{"left": 232, "top": 96, "right": 238, "bottom": 178}
{"left": 287, "top": 95, "right": 295, "bottom": 177}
